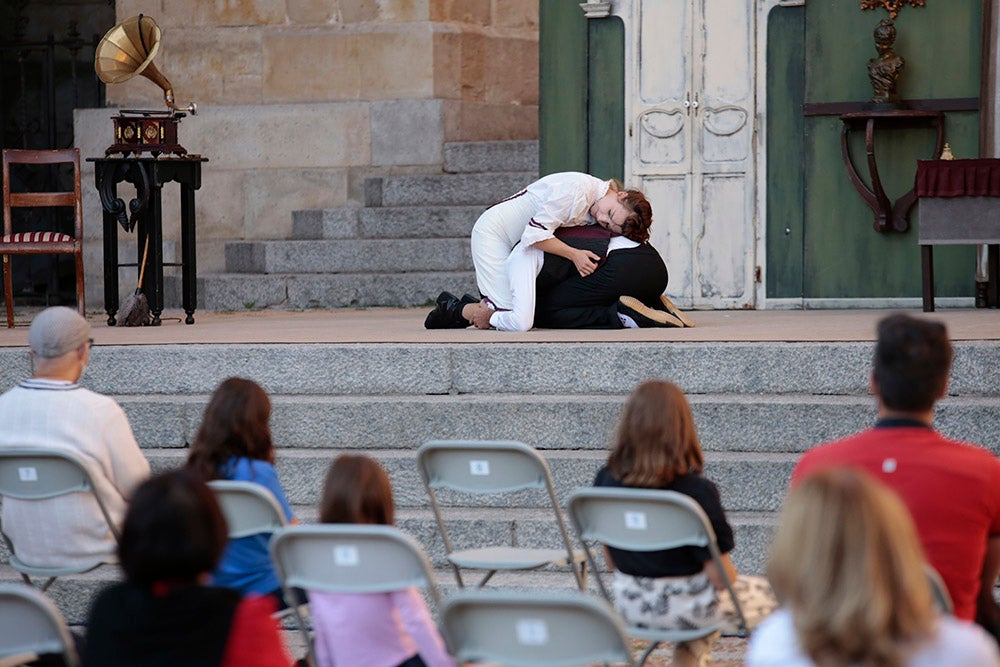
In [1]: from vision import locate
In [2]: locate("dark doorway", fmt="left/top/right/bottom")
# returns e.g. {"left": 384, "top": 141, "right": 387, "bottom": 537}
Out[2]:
{"left": 0, "top": 0, "right": 111, "bottom": 309}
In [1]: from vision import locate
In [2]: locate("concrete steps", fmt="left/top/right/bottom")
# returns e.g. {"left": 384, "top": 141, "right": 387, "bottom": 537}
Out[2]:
{"left": 195, "top": 141, "right": 538, "bottom": 311}
{"left": 2, "top": 337, "right": 998, "bottom": 629}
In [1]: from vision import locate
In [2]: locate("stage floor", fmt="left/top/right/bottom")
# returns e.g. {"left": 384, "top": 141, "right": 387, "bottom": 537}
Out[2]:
{"left": 1, "top": 307, "right": 997, "bottom": 346}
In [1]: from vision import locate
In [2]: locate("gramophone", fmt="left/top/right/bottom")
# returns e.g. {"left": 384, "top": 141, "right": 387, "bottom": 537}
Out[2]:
{"left": 95, "top": 14, "right": 197, "bottom": 156}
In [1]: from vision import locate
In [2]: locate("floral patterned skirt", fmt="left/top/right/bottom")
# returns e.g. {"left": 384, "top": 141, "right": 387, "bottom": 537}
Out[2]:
{"left": 611, "top": 570, "right": 777, "bottom": 634}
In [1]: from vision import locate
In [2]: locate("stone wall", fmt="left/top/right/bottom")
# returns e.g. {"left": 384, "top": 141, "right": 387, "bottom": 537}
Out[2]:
{"left": 75, "top": 0, "right": 538, "bottom": 307}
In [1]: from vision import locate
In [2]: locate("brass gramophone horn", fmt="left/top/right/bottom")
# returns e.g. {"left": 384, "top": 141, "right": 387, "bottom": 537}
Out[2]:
{"left": 95, "top": 14, "right": 197, "bottom": 115}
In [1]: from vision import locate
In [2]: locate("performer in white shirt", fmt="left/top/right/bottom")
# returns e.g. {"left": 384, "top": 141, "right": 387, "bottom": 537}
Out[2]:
{"left": 425, "top": 172, "right": 688, "bottom": 331}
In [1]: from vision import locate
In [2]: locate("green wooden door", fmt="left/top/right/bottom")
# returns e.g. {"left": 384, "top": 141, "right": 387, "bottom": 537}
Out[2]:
{"left": 767, "top": 2, "right": 982, "bottom": 301}
{"left": 539, "top": 1, "right": 624, "bottom": 182}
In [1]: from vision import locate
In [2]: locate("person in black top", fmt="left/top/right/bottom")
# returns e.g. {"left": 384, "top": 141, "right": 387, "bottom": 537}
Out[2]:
{"left": 594, "top": 380, "right": 775, "bottom": 667}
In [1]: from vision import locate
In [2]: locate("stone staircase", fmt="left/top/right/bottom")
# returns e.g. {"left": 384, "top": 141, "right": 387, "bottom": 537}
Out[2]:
{"left": 195, "top": 140, "right": 539, "bottom": 311}
{"left": 1, "top": 337, "right": 998, "bottom": 632}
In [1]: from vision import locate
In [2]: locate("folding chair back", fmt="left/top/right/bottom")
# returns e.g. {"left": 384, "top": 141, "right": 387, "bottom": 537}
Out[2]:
{"left": 269, "top": 524, "right": 440, "bottom": 667}
{"left": 439, "top": 590, "right": 635, "bottom": 667}
{"left": 416, "top": 440, "right": 585, "bottom": 590}
{"left": 1, "top": 148, "right": 85, "bottom": 328}
{"left": 925, "top": 564, "right": 954, "bottom": 615}
{"left": 207, "top": 480, "right": 287, "bottom": 539}
{"left": 0, "top": 583, "right": 80, "bottom": 667}
{"left": 0, "top": 448, "right": 119, "bottom": 591}
{"left": 568, "top": 487, "right": 749, "bottom": 663}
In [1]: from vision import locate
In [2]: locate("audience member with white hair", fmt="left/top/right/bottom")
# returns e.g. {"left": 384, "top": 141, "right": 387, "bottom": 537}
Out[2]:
{"left": 0, "top": 306, "right": 149, "bottom": 570}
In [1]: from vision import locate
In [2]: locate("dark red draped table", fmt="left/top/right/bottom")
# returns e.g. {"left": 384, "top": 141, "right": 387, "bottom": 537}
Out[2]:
{"left": 915, "top": 158, "right": 1000, "bottom": 311}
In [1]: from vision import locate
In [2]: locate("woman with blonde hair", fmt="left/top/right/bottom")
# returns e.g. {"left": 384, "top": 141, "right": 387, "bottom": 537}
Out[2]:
{"left": 595, "top": 380, "right": 775, "bottom": 667}
{"left": 748, "top": 467, "right": 999, "bottom": 666}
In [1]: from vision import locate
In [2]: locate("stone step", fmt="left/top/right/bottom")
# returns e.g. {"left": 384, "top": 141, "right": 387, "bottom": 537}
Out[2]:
{"left": 111, "top": 392, "right": 1000, "bottom": 459}
{"left": 196, "top": 271, "right": 477, "bottom": 310}
{"left": 291, "top": 205, "right": 483, "bottom": 240}
{"left": 365, "top": 171, "right": 536, "bottom": 207}
{"left": 4, "top": 341, "right": 990, "bottom": 399}
{"left": 443, "top": 140, "right": 539, "bottom": 174}
{"left": 225, "top": 238, "right": 474, "bottom": 274}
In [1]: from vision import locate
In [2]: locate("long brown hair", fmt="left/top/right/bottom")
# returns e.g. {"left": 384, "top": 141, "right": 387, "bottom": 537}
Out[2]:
{"left": 186, "top": 377, "right": 274, "bottom": 480}
{"left": 319, "top": 454, "right": 394, "bottom": 525}
{"left": 607, "top": 380, "right": 704, "bottom": 488}
{"left": 769, "top": 467, "right": 935, "bottom": 667}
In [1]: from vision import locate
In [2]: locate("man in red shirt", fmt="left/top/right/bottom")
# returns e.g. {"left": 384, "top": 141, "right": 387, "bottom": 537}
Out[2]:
{"left": 792, "top": 313, "right": 1000, "bottom": 634}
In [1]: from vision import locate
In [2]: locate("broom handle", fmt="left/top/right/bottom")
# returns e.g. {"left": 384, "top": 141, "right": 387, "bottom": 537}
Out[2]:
{"left": 136, "top": 234, "right": 150, "bottom": 290}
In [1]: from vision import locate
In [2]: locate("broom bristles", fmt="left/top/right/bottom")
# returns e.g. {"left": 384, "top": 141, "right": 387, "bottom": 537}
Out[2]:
{"left": 117, "top": 291, "right": 150, "bottom": 327}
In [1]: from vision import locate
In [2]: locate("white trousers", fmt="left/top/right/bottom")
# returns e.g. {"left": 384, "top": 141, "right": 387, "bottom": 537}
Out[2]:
{"left": 470, "top": 192, "right": 545, "bottom": 331}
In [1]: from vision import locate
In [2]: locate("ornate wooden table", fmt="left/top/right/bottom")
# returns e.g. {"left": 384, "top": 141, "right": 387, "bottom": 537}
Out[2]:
{"left": 916, "top": 158, "right": 1000, "bottom": 312}
{"left": 89, "top": 155, "right": 207, "bottom": 325}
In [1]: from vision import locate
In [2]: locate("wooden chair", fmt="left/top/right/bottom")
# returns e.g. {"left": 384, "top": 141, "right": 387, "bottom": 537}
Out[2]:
{"left": 1, "top": 148, "right": 85, "bottom": 328}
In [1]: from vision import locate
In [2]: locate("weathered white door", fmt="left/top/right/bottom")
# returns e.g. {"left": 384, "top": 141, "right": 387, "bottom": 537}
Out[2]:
{"left": 609, "top": 0, "right": 757, "bottom": 308}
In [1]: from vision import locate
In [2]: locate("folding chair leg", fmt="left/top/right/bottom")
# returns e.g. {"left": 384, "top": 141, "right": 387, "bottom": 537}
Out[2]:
{"left": 475, "top": 570, "right": 497, "bottom": 588}
{"left": 638, "top": 640, "right": 662, "bottom": 666}
{"left": 18, "top": 572, "right": 57, "bottom": 593}
{"left": 4, "top": 255, "right": 13, "bottom": 328}
{"left": 449, "top": 563, "right": 465, "bottom": 588}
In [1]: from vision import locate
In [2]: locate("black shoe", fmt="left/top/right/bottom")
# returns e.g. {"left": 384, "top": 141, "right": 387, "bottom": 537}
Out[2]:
{"left": 425, "top": 292, "right": 472, "bottom": 329}
{"left": 617, "top": 296, "right": 684, "bottom": 328}
{"left": 658, "top": 294, "right": 695, "bottom": 327}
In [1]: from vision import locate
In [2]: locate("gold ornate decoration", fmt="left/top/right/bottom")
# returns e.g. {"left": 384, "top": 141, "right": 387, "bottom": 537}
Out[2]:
{"left": 860, "top": 0, "right": 925, "bottom": 20}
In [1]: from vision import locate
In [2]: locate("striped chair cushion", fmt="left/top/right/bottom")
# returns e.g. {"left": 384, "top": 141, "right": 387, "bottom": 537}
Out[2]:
{"left": 1, "top": 232, "right": 74, "bottom": 243}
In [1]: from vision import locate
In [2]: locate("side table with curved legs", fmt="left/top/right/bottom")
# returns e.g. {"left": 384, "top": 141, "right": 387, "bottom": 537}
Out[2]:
{"left": 839, "top": 109, "right": 944, "bottom": 233}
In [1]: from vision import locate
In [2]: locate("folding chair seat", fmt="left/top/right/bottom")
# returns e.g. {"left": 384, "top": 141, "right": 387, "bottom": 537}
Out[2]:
{"left": 1, "top": 149, "right": 85, "bottom": 328}
{"left": 439, "top": 589, "right": 635, "bottom": 667}
{"left": 0, "top": 583, "right": 80, "bottom": 667}
{"left": 0, "top": 448, "right": 119, "bottom": 592}
{"left": 416, "top": 440, "right": 586, "bottom": 590}
{"left": 269, "top": 524, "right": 440, "bottom": 667}
{"left": 567, "top": 486, "right": 751, "bottom": 666}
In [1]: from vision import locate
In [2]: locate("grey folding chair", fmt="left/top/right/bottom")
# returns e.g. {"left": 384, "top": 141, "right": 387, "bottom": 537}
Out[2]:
{"left": 207, "top": 480, "right": 288, "bottom": 539}
{"left": 416, "top": 440, "right": 586, "bottom": 590}
{"left": 206, "top": 479, "right": 294, "bottom": 622}
{"left": 439, "top": 589, "right": 635, "bottom": 667}
{"left": 567, "top": 487, "right": 750, "bottom": 666}
{"left": 269, "top": 523, "right": 441, "bottom": 667}
{"left": 925, "top": 563, "right": 954, "bottom": 615}
{"left": 0, "top": 448, "right": 120, "bottom": 592}
{"left": 0, "top": 583, "right": 80, "bottom": 667}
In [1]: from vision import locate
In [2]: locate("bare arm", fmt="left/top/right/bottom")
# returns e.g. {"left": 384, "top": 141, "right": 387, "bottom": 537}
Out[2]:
{"left": 602, "top": 545, "right": 616, "bottom": 570}
{"left": 703, "top": 553, "right": 739, "bottom": 591}
{"left": 533, "top": 237, "right": 600, "bottom": 277}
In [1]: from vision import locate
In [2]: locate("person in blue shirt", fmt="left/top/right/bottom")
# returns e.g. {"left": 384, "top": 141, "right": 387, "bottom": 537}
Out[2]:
{"left": 186, "top": 377, "right": 295, "bottom": 607}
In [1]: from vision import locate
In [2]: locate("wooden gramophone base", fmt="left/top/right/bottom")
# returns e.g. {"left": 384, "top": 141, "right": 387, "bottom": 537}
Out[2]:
{"left": 106, "top": 109, "right": 188, "bottom": 157}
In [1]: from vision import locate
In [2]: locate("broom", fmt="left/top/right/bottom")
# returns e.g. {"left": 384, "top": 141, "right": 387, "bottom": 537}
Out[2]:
{"left": 118, "top": 234, "right": 151, "bottom": 327}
